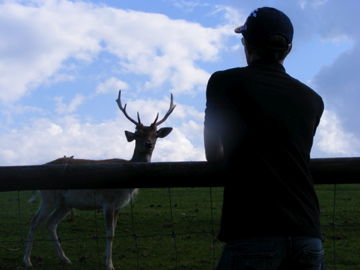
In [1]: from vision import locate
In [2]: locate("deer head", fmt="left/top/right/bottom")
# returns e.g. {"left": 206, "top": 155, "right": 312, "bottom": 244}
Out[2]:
{"left": 116, "top": 90, "right": 176, "bottom": 162}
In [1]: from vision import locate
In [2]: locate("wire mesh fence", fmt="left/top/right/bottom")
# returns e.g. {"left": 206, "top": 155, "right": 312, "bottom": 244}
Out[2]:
{"left": 317, "top": 184, "right": 360, "bottom": 270}
{"left": 0, "top": 188, "right": 223, "bottom": 269}
{"left": 0, "top": 185, "right": 359, "bottom": 270}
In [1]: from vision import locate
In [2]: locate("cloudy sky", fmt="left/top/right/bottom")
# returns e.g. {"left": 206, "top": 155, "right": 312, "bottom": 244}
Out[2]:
{"left": 0, "top": 0, "right": 359, "bottom": 165}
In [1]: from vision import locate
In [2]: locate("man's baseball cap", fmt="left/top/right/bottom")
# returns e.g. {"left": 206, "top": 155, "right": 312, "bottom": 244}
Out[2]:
{"left": 235, "top": 7, "right": 293, "bottom": 47}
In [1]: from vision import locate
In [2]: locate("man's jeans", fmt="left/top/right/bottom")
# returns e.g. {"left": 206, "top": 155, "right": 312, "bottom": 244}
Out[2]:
{"left": 216, "top": 237, "right": 324, "bottom": 270}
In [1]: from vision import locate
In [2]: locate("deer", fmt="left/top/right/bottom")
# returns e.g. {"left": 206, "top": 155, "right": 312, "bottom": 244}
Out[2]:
{"left": 23, "top": 90, "right": 176, "bottom": 270}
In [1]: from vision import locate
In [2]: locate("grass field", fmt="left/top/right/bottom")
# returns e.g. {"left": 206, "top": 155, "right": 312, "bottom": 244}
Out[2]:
{"left": 0, "top": 185, "right": 359, "bottom": 269}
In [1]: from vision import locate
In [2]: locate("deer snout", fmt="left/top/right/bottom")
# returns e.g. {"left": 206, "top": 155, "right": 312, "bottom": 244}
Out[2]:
{"left": 145, "top": 141, "right": 154, "bottom": 149}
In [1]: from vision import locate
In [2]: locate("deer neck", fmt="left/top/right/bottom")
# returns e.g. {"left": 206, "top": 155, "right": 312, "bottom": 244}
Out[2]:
{"left": 130, "top": 149, "right": 152, "bottom": 162}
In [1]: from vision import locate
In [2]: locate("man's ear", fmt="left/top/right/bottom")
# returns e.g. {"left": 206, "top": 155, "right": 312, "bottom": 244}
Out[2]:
{"left": 157, "top": 127, "right": 173, "bottom": 138}
{"left": 125, "top": 131, "right": 136, "bottom": 142}
{"left": 286, "top": 43, "right": 292, "bottom": 55}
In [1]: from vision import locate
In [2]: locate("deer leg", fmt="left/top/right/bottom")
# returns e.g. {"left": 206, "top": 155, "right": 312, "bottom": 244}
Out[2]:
{"left": 66, "top": 208, "right": 75, "bottom": 222}
{"left": 114, "top": 208, "right": 120, "bottom": 226}
{"left": 46, "top": 207, "right": 72, "bottom": 265}
{"left": 23, "top": 205, "right": 53, "bottom": 267}
{"left": 104, "top": 207, "right": 118, "bottom": 270}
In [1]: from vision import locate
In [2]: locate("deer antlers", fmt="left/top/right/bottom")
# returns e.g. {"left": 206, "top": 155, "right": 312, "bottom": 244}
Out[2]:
{"left": 151, "top": 93, "right": 176, "bottom": 126}
{"left": 116, "top": 90, "right": 176, "bottom": 127}
{"left": 116, "top": 90, "right": 142, "bottom": 126}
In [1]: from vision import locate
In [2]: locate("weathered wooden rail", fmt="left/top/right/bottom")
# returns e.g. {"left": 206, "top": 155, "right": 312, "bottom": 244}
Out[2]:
{"left": 0, "top": 158, "right": 359, "bottom": 192}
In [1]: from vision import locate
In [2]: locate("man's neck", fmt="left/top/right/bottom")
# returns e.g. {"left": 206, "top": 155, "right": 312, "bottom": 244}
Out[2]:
{"left": 247, "top": 55, "right": 284, "bottom": 65}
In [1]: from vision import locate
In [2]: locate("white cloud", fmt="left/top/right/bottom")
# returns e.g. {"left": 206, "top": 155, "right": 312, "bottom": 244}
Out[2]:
{"left": 315, "top": 110, "right": 360, "bottom": 156}
{"left": 0, "top": 0, "right": 229, "bottom": 102}
{"left": 96, "top": 77, "right": 129, "bottom": 95}
{"left": 0, "top": 0, "right": 102, "bottom": 102}
{"left": 0, "top": 116, "right": 129, "bottom": 165}
{"left": 3, "top": 0, "right": 358, "bottom": 165}
{"left": 309, "top": 2, "right": 360, "bottom": 158}
{"left": 293, "top": 0, "right": 360, "bottom": 157}
{"left": 116, "top": 94, "right": 204, "bottom": 128}
{"left": 298, "top": 0, "right": 328, "bottom": 9}
{"left": 0, "top": 99, "right": 206, "bottom": 165}
{"left": 170, "top": 0, "right": 209, "bottom": 12}
{"left": 0, "top": 0, "right": 232, "bottom": 164}
{"left": 55, "top": 94, "right": 85, "bottom": 114}
{"left": 213, "top": 5, "right": 246, "bottom": 27}
{"left": 171, "top": 103, "right": 204, "bottom": 122}
{"left": 155, "top": 128, "right": 205, "bottom": 162}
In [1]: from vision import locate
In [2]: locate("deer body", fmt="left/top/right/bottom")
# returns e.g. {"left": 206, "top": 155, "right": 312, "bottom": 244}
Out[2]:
{"left": 23, "top": 91, "right": 175, "bottom": 270}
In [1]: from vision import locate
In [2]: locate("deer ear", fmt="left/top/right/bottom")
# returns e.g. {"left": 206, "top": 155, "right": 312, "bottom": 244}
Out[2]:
{"left": 157, "top": 127, "right": 173, "bottom": 138}
{"left": 125, "top": 131, "right": 135, "bottom": 142}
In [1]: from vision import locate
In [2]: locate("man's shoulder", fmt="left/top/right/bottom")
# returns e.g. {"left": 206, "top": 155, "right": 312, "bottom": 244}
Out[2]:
{"left": 288, "top": 75, "right": 324, "bottom": 105}
{"left": 211, "top": 67, "right": 247, "bottom": 79}
{"left": 208, "top": 67, "right": 248, "bottom": 90}
{"left": 207, "top": 67, "right": 246, "bottom": 99}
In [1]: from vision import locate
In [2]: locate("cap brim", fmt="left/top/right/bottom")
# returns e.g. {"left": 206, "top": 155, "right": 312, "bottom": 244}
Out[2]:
{"left": 234, "top": 25, "right": 246, "bottom": 34}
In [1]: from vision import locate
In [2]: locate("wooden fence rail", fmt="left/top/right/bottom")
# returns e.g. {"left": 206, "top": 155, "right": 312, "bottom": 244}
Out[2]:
{"left": 0, "top": 158, "right": 360, "bottom": 192}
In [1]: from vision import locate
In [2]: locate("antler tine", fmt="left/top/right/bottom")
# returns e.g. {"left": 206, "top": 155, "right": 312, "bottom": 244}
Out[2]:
{"left": 151, "top": 113, "right": 159, "bottom": 126}
{"left": 115, "top": 90, "right": 140, "bottom": 126}
{"left": 137, "top": 112, "right": 142, "bottom": 125}
{"left": 153, "top": 93, "right": 176, "bottom": 126}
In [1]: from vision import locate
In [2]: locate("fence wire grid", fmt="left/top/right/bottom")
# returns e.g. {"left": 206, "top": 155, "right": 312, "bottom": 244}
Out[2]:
{"left": 0, "top": 185, "right": 359, "bottom": 270}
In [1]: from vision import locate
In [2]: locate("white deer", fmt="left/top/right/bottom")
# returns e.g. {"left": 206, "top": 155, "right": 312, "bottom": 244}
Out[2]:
{"left": 23, "top": 90, "right": 176, "bottom": 270}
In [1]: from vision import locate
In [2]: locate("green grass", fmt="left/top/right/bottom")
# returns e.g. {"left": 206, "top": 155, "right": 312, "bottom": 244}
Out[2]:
{"left": 0, "top": 185, "right": 359, "bottom": 269}
{"left": 317, "top": 184, "right": 360, "bottom": 270}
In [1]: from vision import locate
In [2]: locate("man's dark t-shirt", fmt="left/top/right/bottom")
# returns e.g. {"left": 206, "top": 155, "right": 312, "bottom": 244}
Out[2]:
{"left": 205, "top": 60, "right": 324, "bottom": 242}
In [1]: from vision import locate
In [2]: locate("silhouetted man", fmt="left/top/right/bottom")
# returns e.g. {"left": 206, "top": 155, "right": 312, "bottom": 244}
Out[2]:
{"left": 204, "top": 7, "right": 324, "bottom": 270}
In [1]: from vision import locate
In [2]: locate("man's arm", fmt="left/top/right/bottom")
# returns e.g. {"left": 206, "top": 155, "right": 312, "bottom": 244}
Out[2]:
{"left": 204, "top": 72, "right": 224, "bottom": 163}
{"left": 204, "top": 123, "right": 224, "bottom": 162}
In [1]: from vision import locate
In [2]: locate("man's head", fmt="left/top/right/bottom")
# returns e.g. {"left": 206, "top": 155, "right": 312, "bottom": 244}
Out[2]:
{"left": 235, "top": 7, "right": 293, "bottom": 64}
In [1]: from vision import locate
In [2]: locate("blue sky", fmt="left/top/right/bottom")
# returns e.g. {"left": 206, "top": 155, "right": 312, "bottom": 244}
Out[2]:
{"left": 0, "top": 0, "right": 359, "bottom": 165}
